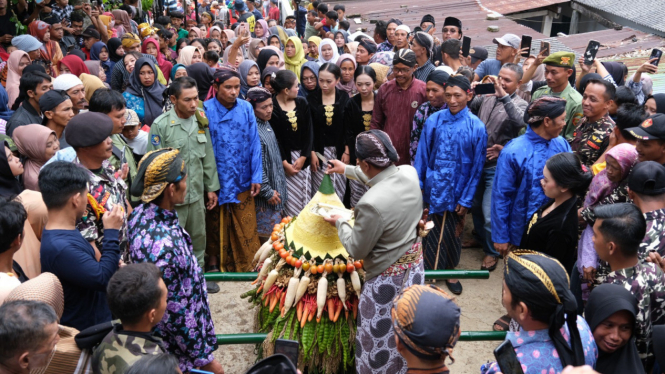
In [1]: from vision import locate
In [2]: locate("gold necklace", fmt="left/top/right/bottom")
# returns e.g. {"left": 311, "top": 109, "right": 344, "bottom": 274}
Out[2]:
{"left": 362, "top": 113, "right": 372, "bottom": 131}
{"left": 324, "top": 105, "right": 334, "bottom": 126}
{"left": 286, "top": 110, "right": 297, "bottom": 131}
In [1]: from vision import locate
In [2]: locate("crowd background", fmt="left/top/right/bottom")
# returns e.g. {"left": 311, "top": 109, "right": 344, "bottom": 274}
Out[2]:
{"left": 0, "top": 0, "right": 664, "bottom": 373}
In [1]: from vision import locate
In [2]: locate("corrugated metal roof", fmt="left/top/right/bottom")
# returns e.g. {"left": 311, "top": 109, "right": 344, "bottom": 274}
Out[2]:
{"left": 574, "top": 0, "right": 665, "bottom": 34}
{"left": 479, "top": 0, "right": 568, "bottom": 15}
{"left": 555, "top": 27, "right": 665, "bottom": 58}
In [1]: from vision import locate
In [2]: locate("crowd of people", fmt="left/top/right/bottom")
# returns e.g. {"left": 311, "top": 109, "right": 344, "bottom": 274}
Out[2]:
{"left": 0, "top": 0, "right": 664, "bottom": 373}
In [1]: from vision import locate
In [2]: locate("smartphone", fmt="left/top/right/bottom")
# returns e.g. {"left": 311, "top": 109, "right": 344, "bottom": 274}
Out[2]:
{"left": 650, "top": 48, "right": 662, "bottom": 66}
{"left": 584, "top": 40, "right": 601, "bottom": 65}
{"left": 462, "top": 36, "right": 471, "bottom": 58}
{"left": 190, "top": 370, "right": 214, "bottom": 374}
{"left": 474, "top": 83, "right": 496, "bottom": 95}
{"left": 274, "top": 339, "right": 299, "bottom": 366}
{"left": 540, "top": 41, "right": 550, "bottom": 57}
{"left": 494, "top": 340, "right": 525, "bottom": 374}
{"left": 423, "top": 25, "right": 433, "bottom": 34}
{"left": 520, "top": 35, "right": 532, "bottom": 57}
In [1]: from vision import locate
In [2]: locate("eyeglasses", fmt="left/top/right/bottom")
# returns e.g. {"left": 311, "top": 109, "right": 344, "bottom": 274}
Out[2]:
{"left": 393, "top": 67, "right": 412, "bottom": 74}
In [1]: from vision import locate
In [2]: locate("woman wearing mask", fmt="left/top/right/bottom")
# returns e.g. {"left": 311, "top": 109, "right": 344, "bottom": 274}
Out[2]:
{"left": 12, "top": 125, "right": 59, "bottom": 191}
{"left": 5, "top": 51, "right": 31, "bottom": 109}
{"left": 143, "top": 37, "right": 173, "bottom": 83}
{"left": 521, "top": 152, "right": 592, "bottom": 273}
{"left": 308, "top": 63, "right": 349, "bottom": 200}
{"left": 246, "top": 87, "right": 288, "bottom": 240}
{"left": 123, "top": 58, "right": 167, "bottom": 126}
{"left": 335, "top": 53, "right": 357, "bottom": 97}
{"left": 269, "top": 70, "right": 313, "bottom": 217}
{"left": 238, "top": 60, "right": 261, "bottom": 99}
{"left": 318, "top": 39, "right": 339, "bottom": 65}
{"left": 298, "top": 61, "right": 319, "bottom": 99}
{"left": 283, "top": 36, "right": 306, "bottom": 81}
{"left": 585, "top": 284, "right": 645, "bottom": 374}
{"left": 344, "top": 65, "right": 376, "bottom": 206}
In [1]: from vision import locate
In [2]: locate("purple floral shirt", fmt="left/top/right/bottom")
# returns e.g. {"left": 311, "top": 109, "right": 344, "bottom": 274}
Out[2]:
{"left": 127, "top": 203, "right": 217, "bottom": 372}
{"left": 481, "top": 315, "right": 597, "bottom": 374}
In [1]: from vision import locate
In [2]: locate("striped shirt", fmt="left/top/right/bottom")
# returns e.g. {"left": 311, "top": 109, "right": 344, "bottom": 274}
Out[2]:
{"left": 256, "top": 119, "right": 288, "bottom": 211}
{"left": 413, "top": 60, "right": 435, "bottom": 82}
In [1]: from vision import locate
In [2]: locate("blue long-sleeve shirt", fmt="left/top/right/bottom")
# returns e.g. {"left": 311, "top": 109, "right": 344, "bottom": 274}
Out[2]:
{"left": 40, "top": 228, "right": 120, "bottom": 331}
{"left": 204, "top": 97, "right": 263, "bottom": 205}
{"left": 491, "top": 127, "right": 572, "bottom": 245}
{"left": 414, "top": 107, "right": 487, "bottom": 214}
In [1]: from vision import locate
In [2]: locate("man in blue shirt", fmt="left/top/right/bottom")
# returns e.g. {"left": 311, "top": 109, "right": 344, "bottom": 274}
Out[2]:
{"left": 204, "top": 68, "right": 262, "bottom": 273}
{"left": 414, "top": 75, "right": 487, "bottom": 295}
{"left": 40, "top": 160, "right": 124, "bottom": 331}
{"left": 474, "top": 33, "right": 520, "bottom": 82}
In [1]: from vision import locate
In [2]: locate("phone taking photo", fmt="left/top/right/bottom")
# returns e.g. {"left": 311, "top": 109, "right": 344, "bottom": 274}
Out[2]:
{"left": 540, "top": 41, "right": 550, "bottom": 57}
{"left": 494, "top": 340, "right": 525, "bottom": 374}
{"left": 474, "top": 83, "right": 496, "bottom": 95}
{"left": 520, "top": 35, "right": 532, "bottom": 57}
{"left": 650, "top": 48, "right": 662, "bottom": 67}
{"left": 274, "top": 339, "right": 299, "bottom": 366}
{"left": 462, "top": 36, "right": 471, "bottom": 58}
{"left": 584, "top": 40, "right": 601, "bottom": 65}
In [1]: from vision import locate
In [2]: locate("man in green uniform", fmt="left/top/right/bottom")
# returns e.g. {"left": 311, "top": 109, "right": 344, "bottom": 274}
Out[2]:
{"left": 531, "top": 51, "right": 583, "bottom": 140}
{"left": 147, "top": 77, "right": 220, "bottom": 284}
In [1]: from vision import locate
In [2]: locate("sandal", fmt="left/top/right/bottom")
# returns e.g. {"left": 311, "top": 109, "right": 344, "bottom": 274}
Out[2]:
{"left": 493, "top": 314, "right": 511, "bottom": 332}
{"left": 481, "top": 256, "right": 499, "bottom": 271}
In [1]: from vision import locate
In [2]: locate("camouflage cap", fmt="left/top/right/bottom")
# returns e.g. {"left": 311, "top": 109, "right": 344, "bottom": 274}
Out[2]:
{"left": 543, "top": 51, "right": 575, "bottom": 68}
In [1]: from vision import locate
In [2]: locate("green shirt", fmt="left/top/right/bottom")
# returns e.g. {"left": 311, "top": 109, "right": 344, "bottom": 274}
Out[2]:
{"left": 147, "top": 108, "right": 220, "bottom": 205}
{"left": 110, "top": 134, "right": 139, "bottom": 201}
{"left": 531, "top": 82, "right": 583, "bottom": 140}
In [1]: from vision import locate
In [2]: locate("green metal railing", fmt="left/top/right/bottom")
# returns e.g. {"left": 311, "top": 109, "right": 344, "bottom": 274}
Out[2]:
{"left": 216, "top": 331, "right": 506, "bottom": 345}
{"left": 204, "top": 270, "right": 490, "bottom": 282}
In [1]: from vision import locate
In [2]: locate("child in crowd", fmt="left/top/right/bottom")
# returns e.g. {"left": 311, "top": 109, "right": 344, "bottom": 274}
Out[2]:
{"left": 121, "top": 109, "right": 149, "bottom": 161}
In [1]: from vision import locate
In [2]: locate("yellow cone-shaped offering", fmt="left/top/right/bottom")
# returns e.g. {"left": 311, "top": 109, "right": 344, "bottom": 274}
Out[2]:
{"left": 284, "top": 174, "right": 353, "bottom": 261}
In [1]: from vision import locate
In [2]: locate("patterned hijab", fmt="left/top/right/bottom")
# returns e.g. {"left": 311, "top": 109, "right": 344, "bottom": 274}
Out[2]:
{"left": 355, "top": 130, "right": 399, "bottom": 167}
{"left": 131, "top": 148, "right": 186, "bottom": 203}
{"left": 335, "top": 53, "right": 357, "bottom": 96}
{"left": 584, "top": 143, "right": 638, "bottom": 208}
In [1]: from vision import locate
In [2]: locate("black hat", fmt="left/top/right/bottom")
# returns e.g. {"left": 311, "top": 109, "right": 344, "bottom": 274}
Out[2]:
{"left": 65, "top": 112, "right": 114, "bottom": 148}
{"left": 169, "top": 10, "right": 185, "bottom": 19}
{"left": 420, "top": 14, "right": 435, "bottom": 26}
{"left": 628, "top": 161, "right": 665, "bottom": 196}
{"left": 443, "top": 16, "right": 461, "bottom": 29}
{"left": 469, "top": 46, "right": 488, "bottom": 63}
{"left": 82, "top": 26, "right": 101, "bottom": 40}
{"left": 39, "top": 89, "right": 69, "bottom": 112}
{"left": 626, "top": 114, "right": 665, "bottom": 141}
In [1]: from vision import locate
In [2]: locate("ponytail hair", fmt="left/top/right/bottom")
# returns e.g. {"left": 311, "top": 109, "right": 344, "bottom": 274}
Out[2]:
{"left": 545, "top": 152, "right": 592, "bottom": 196}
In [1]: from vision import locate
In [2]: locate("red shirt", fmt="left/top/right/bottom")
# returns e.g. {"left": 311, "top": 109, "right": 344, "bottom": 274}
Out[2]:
{"left": 268, "top": 6, "right": 279, "bottom": 21}
{"left": 371, "top": 78, "right": 427, "bottom": 165}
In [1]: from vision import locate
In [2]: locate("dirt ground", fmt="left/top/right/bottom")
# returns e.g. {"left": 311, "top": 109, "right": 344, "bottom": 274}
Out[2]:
{"left": 208, "top": 219, "right": 506, "bottom": 374}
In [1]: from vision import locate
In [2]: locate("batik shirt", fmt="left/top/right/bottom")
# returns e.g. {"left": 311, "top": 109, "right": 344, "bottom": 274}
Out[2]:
{"left": 640, "top": 208, "right": 665, "bottom": 261}
{"left": 605, "top": 262, "right": 665, "bottom": 368}
{"left": 127, "top": 203, "right": 218, "bottom": 372}
{"left": 481, "top": 315, "right": 597, "bottom": 374}
{"left": 569, "top": 114, "right": 614, "bottom": 167}
{"left": 409, "top": 101, "right": 445, "bottom": 163}
{"left": 75, "top": 159, "right": 128, "bottom": 252}
{"left": 377, "top": 40, "right": 393, "bottom": 52}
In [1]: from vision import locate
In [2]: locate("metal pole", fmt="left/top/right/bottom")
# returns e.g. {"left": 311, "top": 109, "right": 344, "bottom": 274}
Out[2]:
{"left": 204, "top": 270, "right": 490, "bottom": 282}
{"left": 216, "top": 331, "right": 506, "bottom": 345}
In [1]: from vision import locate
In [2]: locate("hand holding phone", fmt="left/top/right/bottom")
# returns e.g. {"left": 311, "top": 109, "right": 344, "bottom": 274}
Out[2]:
{"left": 584, "top": 40, "right": 600, "bottom": 65}
{"left": 650, "top": 48, "right": 662, "bottom": 67}
{"left": 494, "top": 340, "right": 525, "bottom": 374}
{"left": 520, "top": 35, "right": 532, "bottom": 58}
{"left": 474, "top": 83, "right": 496, "bottom": 95}
{"left": 462, "top": 36, "right": 471, "bottom": 58}
{"left": 539, "top": 41, "right": 550, "bottom": 57}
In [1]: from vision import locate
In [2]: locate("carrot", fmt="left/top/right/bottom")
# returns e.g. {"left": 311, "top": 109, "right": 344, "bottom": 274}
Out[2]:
{"left": 297, "top": 300, "right": 303, "bottom": 321}
{"left": 316, "top": 316, "right": 321, "bottom": 323}
{"left": 264, "top": 294, "right": 270, "bottom": 307}
{"left": 327, "top": 298, "right": 335, "bottom": 321}
{"left": 256, "top": 281, "right": 264, "bottom": 295}
{"left": 352, "top": 298, "right": 358, "bottom": 319}
{"left": 279, "top": 291, "right": 287, "bottom": 317}
{"left": 301, "top": 303, "right": 309, "bottom": 328}
{"left": 269, "top": 293, "right": 279, "bottom": 313}
{"left": 333, "top": 299, "right": 343, "bottom": 322}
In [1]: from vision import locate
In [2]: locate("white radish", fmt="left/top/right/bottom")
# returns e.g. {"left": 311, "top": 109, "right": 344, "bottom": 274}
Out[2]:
{"left": 335, "top": 259, "right": 348, "bottom": 310}
{"left": 316, "top": 259, "right": 331, "bottom": 319}
{"left": 262, "top": 258, "right": 286, "bottom": 295}
{"left": 254, "top": 256, "right": 273, "bottom": 284}
{"left": 282, "top": 258, "right": 304, "bottom": 316}
{"left": 294, "top": 259, "right": 314, "bottom": 305}
{"left": 254, "top": 238, "right": 273, "bottom": 262}
{"left": 348, "top": 258, "right": 361, "bottom": 298}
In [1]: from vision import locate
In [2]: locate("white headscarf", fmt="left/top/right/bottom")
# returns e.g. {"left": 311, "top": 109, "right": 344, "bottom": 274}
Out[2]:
{"left": 318, "top": 39, "right": 339, "bottom": 65}
{"left": 53, "top": 74, "right": 83, "bottom": 91}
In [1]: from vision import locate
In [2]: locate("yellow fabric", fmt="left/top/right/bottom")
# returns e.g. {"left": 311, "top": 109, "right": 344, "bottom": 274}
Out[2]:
{"left": 283, "top": 36, "right": 306, "bottom": 80}
{"left": 79, "top": 73, "right": 106, "bottom": 102}
{"left": 592, "top": 161, "right": 606, "bottom": 175}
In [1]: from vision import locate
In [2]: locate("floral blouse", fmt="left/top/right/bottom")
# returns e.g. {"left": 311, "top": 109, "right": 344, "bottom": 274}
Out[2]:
{"left": 410, "top": 101, "right": 445, "bottom": 163}
{"left": 127, "top": 203, "right": 217, "bottom": 372}
{"left": 122, "top": 92, "right": 146, "bottom": 124}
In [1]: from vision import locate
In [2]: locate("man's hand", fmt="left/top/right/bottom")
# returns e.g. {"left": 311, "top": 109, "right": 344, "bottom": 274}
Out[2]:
{"left": 323, "top": 214, "right": 342, "bottom": 226}
{"left": 514, "top": 48, "right": 528, "bottom": 63}
{"left": 267, "top": 191, "right": 281, "bottom": 205}
{"left": 326, "top": 159, "right": 346, "bottom": 175}
{"left": 454, "top": 204, "right": 468, "bottom": 217}
{"left": 82, "top": 3, "right": 92, "bottom": 16}
{"left": 102, "top": 204, "right": 124, "bottom": 230}
{"left": 489, "top": 76, "right": 506, "bottom": 97}
{"left": 205, "top": 191, "right": 218, "bottom": 210}
{"left": 0, "top": 35, "right": 13, "bottom": 44}
{"left": 582, "top": 266, "right": 596, "bottom": 281}
{"left": 486, "top": 144, "right": 503, "bottom": 160}
{"left": 494, "top": 242, "right": 511, "bottom": 257}
{"left": 250, "top": 183, "right": 261, "bottom": 197}
{"left": 646, "top": 252, "right": 665, "bottom": 273}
